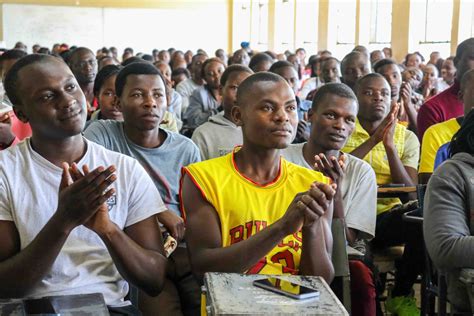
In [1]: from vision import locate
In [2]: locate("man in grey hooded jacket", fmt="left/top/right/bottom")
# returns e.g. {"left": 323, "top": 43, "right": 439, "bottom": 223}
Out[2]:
{"left": 192, "top": 65, "right": 253, "bottom": 160}
{"left": 424, "top": 109, "right": 474, "bottom": 312}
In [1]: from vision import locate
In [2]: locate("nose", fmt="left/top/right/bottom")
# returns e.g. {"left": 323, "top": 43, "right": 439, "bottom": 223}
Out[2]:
{"left": 143, "top": 93, "right": 157, "bottom": 108}
{"left": 334, "top": 117, "right": 345, "bottom": 130}
{"left": 59, "top": 91, "right": 78, "bottom": 109}
{"left": 373, "top": 91, "right": 384, "bottom": 101}
{"left": 273, "top": 105, "right": 290, "bottom": 123}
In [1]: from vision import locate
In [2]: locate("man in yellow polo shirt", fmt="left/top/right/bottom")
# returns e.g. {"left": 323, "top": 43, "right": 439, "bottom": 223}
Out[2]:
{"left": 343, "top": 73, "right": 421, "bottom": 316}
{"left": 180, "top": 72, "right": 336, "bottom": 283}
{"left": 419, "top": 69, "right": 474, "bottom": 184}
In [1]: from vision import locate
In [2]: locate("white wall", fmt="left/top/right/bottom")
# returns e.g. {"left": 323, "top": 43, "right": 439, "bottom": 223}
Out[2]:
{"left": 2, "top": 3, "right": 229, "bottom": 56}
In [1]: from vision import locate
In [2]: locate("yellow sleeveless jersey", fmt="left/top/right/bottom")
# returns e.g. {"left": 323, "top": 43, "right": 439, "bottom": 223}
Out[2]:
{"left": 181, "top": 149, "right": 329, "bottom": 275}
{"left": 343, "top": 119, "right": 406, "bottom": 215}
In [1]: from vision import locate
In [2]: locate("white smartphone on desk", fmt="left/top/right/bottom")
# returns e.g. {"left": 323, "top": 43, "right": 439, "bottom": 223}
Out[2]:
{"left": 253, "top": 277, "right": 320, "bottom": 300}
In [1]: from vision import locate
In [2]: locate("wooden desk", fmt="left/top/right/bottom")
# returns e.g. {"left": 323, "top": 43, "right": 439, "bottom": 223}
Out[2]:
{"left": 377, "top": 186, "right": 417, "bottom": 198}
{"left": 203, "top": 272, "right": 348, "bottom": 316}
{"left": 0, "top": 293, "right": 109, "bottom": 316}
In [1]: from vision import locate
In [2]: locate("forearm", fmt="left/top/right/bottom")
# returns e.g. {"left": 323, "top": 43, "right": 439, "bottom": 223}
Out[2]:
{"left": 385, "top": 145, "right": 415, "bottom": 186}
{"left": 189, "top": 221, "right": 288, "bottom": 279}
{"left": 405, "top": 106, "right": 418, "bottom": 134}
{"left": 299, "top": 219, "right": 334, "bottom": 283}
{"left": 100, "top": 224, "right": 167, "bottom": 296}
{"left": 0, "top": 216, "right": 70, "bottom": 297}
{"left": 349, "top": 138, "right": 377, "bottom": 160}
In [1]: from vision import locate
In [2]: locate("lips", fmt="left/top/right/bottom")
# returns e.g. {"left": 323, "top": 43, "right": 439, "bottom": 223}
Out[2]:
{"left": 328, "top": 133, "right": 346, "bottom": 142}
{"left": 59, "top": 109, "right": 82, "bottom": 121}
{"left": 270, "top": 128, "right": 293, "bottom": 137}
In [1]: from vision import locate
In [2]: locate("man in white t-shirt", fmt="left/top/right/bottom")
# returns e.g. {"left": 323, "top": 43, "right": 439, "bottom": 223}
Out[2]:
{"left": 281, "top": 83, "right": 377, "bottom": 316}
{"left": 0, "top": 54, "right": 167, "bottom": 315}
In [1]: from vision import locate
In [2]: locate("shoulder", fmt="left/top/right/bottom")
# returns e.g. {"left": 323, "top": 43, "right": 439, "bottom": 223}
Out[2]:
{"left": 284, "top": 158, "right": 329, "bottom": 184}
{"left": 167, "top": 130, "right": 198, "bottom": 149}
{"left": 280, "top": 143, "right": 305, "bottom": 165}
{"left": 86, "top": 119, "right": 122, "bottom": 134}
{"left": 345, "top": 153, "right": 373, "bottom": 174}
{"left": 402, "top": 128, "right": 419, "bottom": 145}
{"left": 0, "top": 140, "right": 28, "bottom": 166}
{"left": 86, "top": 139, "right": 136, "bottom": 167}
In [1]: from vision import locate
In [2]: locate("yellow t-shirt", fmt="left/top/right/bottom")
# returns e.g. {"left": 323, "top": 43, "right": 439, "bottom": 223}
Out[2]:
{"left": 182, "top": 149, "right": 329, "bottom": 275}
{"left": 419, "top": 118, "right": 460, "bottom": 173}
{"left": 342, "top": 120, "right": 420, "bottom": 215}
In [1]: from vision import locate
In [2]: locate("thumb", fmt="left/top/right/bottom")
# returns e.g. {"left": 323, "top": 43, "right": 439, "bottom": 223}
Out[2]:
{"left": 60, "top": 162, "right": 73, "bottom": 190}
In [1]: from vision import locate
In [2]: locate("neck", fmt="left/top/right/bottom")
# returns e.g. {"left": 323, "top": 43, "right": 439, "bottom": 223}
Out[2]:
{"left": 223, "top": 106, "right": 235, "bottom": 122}
{"left": 359, "top": 118, "right": 382, "bottom": 136}
{"left": 233, "top": 144, "right": 281, "bottom": 186}
{"left": 303, "top": 141, "right": 340, "bottom": 168}
{"left": 123, "top": 123, "right": 166, "bottom": 148}
{"left": 30, "top": 134, "right": 86, "bottom": 168}
{"left": 192, "top": 77, "right": 205, "bottom": 86}
{"left": 80, "top": 83, "right": 95, "bottom": 104}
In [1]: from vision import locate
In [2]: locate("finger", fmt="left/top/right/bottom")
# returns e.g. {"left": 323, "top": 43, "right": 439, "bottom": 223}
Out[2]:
{"left": 76, "top": 165, "right": 116, "bottom": 192}
{"left": 307, "top": 186, "right": 329, "bottom": 210}
{"left": 331, "top": 156, "right": 344, "bottom": 177}
{"left": 86, "top": 173, "right": 117, "bottom": 200}
{"left": 82, "top": 164, "right": 91, "bottom": 175}
{"left": 319, "top": 154, "right": 334, "bottom": 171}
{"left": 311, "top": 182, "right": 336, "bottom": 200}
{"left": 69, "top": 163, "right": 84, "bottom": 182}
{"left": 303, "top": 196, "right": 325, "bottom": 218}
{"left": 302, "top": 207, "right": 321, "bottom": 226}
{"left": 90, "top": 188, "right": 116, "bottom": 210}
{"left": 60, "top": 162, "right": 73, "bottom": 189}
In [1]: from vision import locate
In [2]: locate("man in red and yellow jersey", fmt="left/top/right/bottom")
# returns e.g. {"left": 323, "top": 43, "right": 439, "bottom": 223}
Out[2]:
{"left": 180, "top": 72, "right": 335, "bottom": 283}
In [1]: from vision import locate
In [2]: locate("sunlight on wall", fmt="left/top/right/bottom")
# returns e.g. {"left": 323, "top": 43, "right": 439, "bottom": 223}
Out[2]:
{"left": 3, "top": 3, "right": 229, "bottom": 55}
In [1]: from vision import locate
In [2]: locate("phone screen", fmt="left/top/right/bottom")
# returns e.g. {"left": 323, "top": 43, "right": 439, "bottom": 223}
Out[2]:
{"left": 253, "top": 277, "right": 319, "bottom": 299}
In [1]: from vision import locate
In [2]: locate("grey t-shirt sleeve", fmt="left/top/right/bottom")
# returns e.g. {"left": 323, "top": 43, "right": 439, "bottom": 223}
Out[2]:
{"left": 343, "top": 158, "right": 377, "bottom": 239}
{"left": 423, "top": 165, "right": 474, "bottom": 270}
{"left": 84, "top": 121, "right": 111, "bottom": 148}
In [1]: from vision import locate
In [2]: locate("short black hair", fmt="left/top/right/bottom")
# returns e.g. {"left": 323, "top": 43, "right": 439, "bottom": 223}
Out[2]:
{"left": 172, "top": 67, "right": 190, "bottom": 79}
{"left": 200, "top": 58, "right": 226, "bottom": 78}
{"left": 354, "top": 73, "right": 386, "bottom": 94}
{"left": 236, "top": 72, "right": 287, "bottom": 106}
{"left": 321, "top": 57, "right": 340, "bottom": 68}
{"left": 142, "top": 54, "right": 153, "bottom": 62}
{"left": 248, "top": 53, "right": 273, "bottom": 72}
{"left": 373, "top": 58, "right": 398, "bottom": 74}
{"left": 4, "top": 54, "right": 61, "bottom": 106}
{"left": 124, "top": 47, "right": 134, "bottom": 54}
{"left": 0, "top": 49, "right": 27, "bottom": 63}
{"left": 93, "top": 64, "right": 122, "bottom": 96}
{"left": 115, "top": 61, "right": 165, "bottom": 97}
{"left": 312, "top": 83, "right": 357, "bottom": 111}
{"left": 269, "top": 60, "right": 295, "bottom": 74}
{"left": 341, "top": 51, "right": 366, "bottom": 74}
{"left": 220, "top": 64, "right": 253, "bottom": 86}
{"left": 121, "top": 56, "right": 146, "bottom": 67}
{"left": 67, "top": 47, "right": 94, "bottom": 65}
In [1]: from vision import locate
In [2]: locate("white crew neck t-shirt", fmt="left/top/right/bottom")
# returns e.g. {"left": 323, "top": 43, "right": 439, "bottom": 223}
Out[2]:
{"left": 0, "top": 138, "right": 166, "bottom": 306}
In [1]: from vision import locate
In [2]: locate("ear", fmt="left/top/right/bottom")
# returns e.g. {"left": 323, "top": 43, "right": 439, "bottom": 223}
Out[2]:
{"left": 231, "top": 105, "right": 243, "bottom": 127}
{"left": 12, "top": 105, "right": 29, "bottom": 123}
{"left": 307, "top": 108, "right": 314, "bottom": 121}
{"left": 115, "top": 96, "right": 122, "bottom": 111}
{"left": 218, "top": 84, "right": 224, "bottom": 97}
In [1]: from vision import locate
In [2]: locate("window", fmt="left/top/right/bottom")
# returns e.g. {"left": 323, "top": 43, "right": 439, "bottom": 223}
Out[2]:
{"left": 420, "top": 0, "right": 453, "bottom": 44}
{"left": 275, "top": 0, "right": 295, "bottom": 53}
{"left": 249, "top": 0, "right": 269, "bottom": 52}
{"left": 232, "top": 0, "right": 252, "bottom": 52}
{"left": 332, "top": 0, "right": 357, "bottom": 45}
{"left": 294, "top": 0, "right": 319, "bottom": 55}
{"left": 369, "top": 0, "right": 392, "bottom": 45}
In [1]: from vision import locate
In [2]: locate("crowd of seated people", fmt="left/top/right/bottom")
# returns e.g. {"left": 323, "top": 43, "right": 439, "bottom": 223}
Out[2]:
{"left": 0, "top": 38, "right": 473, "bottom": 316}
